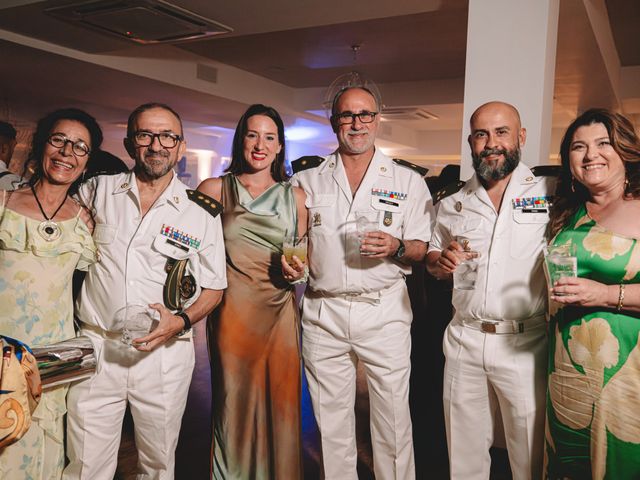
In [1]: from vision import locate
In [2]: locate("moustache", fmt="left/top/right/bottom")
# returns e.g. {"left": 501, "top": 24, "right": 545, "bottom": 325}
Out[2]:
{"left": 144, "top": 151, "right": 170, "bottom": 160}
{"left": 479, "top": 148, "right": 507, "bottom": 159}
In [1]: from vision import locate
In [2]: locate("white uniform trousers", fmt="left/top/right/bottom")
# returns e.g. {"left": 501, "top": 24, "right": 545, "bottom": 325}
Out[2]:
{"left": 63, "top": 329, "right": 195, "bottom": 480}
{"left": 442, "top": 317, "right": 547, "bottom": 480}
{"left": 302, "top": 280, "right": 415, "bottom": 480}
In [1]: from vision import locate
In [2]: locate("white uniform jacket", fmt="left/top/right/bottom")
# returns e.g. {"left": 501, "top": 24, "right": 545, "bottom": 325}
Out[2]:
{"left": 291, "top": 149, "right": 435, "bottom": 295}
{"left": 429, "top": 162, "right": 556, "bottom": 322}
{"left": 0, "top": 160, "right": 22, "bottom": 190}
{"left": 76, "top": 171, "right": 227, "bottom": 330}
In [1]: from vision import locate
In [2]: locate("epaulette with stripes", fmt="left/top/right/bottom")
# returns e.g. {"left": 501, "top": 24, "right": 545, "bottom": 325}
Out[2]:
{"left": 531, "top": 165, "right": 561, "bottom": 177}
{"left": 186, "top": 190, "right": 222, "bottom": 217}
{"left": 392, "top": 158, "right": 429, "bottom": 177}
{"left": 291, "top": 156, "right": 324, "bottom": 174}
{"left": 433, "top": 180, "right": 466, "bottom": 205}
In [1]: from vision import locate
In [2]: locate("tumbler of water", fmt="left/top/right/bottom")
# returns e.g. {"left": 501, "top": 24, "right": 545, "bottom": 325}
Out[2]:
{"left": 355, "top": 211, "right": 380, "bottom": 256}
{"left": 545, "top": 244, "right": 578, "bottom": 295}
{"left": 121, "top": 304, "right": 159, "bottom": 347}
{"left": 453, "top": 236, "right": 480, "bottom": 290}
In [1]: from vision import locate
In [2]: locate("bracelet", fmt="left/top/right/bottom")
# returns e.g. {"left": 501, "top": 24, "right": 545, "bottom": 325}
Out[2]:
{"left": 616, "top": 284, "right": 625, "bottom": 311}
{"left": 288, "top": 265, "right": 309, "bottom": 285}
{"left": 175, "top": 311, "right": 192, "bottom": 337}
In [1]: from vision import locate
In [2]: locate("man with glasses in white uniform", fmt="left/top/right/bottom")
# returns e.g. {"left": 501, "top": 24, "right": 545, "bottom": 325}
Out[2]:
{"left": 64, "top": 103, "right": 227, "bottom": 480}
{"left": 291, "top": 79, "right": 434, "bottom": 479}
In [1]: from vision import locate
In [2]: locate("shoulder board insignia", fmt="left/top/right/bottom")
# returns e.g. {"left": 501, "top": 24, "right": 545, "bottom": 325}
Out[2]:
{"left": 291, "top": 155, "right": 324, "bottom": 174}
{"left": 434, "top": 180, "right": 466, "bottom": 205}
{"left": 186, "top": 190, "right": 222, "bottom": 217}
{"left": 531, "top": 165, "right": 561, "bottom": 177}
{"left": 392, "top": 158, "right": 428, "bottom": 177}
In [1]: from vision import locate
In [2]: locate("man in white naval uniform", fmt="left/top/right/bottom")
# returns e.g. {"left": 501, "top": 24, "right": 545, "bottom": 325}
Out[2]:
{"left": 290, "top": 86, "right": 435, "bottom": 479}
{"left": 63, "top": 103, "right": 227, "bottom": 480}
{"left": 427, "top": 101, "right": 555, "bottom": 480}
{"left": 0, "top": 121, "right": 22, "bottom": 190}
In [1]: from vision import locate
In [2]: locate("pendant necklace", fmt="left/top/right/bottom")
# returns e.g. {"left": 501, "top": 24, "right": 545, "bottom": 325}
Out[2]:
{"left": 32, "top": 185, "right": 67, "bottom": 242}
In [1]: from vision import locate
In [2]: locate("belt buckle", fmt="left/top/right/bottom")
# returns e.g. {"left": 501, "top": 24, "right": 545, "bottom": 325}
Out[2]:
{"left": 345, "top": 293, "right": 380, "bottom": 305}
{"left": 481, "top": 321, "right": 497, "bottom": 334}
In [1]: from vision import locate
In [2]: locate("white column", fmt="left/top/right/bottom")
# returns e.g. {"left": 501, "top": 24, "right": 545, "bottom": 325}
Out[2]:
{"left": 459, "top": 0, "right": 560, "bottom": 179}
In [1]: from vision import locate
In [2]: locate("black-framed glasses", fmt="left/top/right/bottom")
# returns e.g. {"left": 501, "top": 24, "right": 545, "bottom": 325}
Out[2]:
{"left": 133, "top": 131, "right": 183, "bottom": 149}
{"left": 47, "top": 133, "right": 91, "bottom": 157}
{"left": 332, "top": 111, "right": 379, "bottom": 126}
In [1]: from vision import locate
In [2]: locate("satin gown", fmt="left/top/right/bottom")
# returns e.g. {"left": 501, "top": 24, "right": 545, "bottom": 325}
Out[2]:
{"left": 545, "top": 205, "right": 640, "bottom": 479}
{"left": 208, "top": 174, "right": 302, "bottom": 480}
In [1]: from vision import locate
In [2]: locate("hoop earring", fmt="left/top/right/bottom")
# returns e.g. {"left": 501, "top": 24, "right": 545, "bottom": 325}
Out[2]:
{"left": 571, "top": 177, "right": 575, "bottom": 193}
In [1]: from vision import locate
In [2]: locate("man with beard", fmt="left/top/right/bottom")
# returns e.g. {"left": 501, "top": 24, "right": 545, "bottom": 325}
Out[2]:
{"left": 63, "top": 103, "right": 227, "bottom": 480}
{"left": 426, "top": 101, "right": 555, "bottom": 480}
{"left": 290, "top": 85, "right": 434, "bottom": 479}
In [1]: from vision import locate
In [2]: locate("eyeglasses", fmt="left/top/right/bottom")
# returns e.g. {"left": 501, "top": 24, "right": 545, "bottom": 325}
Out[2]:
{"left": 133, "top": 131, "right": 183, "bottom": 149}
{"left": 332, "top": 111, "right": 379, "bottom": 126}
{"left": 47, "top": 133, "right": 91, "bottom": 157}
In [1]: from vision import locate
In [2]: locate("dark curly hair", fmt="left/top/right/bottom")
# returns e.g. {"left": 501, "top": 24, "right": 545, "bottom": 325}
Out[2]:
{"left": 226, "top": 104, "right": 288, "bottom": 182}
{"left": 548, "top": 108, "right": 640, "bottom": 238}
{"left": 26, "top": 108, "right": 103, "bottom": 195}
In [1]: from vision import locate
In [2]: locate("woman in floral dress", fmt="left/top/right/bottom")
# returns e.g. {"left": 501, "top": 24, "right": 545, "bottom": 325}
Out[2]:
{"left": 0, "top": 108, "right": 102, "bottom": 479}
{"left": 545, "top": 108, "right": 640, "bottom": 479}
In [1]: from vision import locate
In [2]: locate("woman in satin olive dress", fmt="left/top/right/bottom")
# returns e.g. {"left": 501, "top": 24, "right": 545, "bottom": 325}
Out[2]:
{"left": 197, "top": 104, "right": 307, "bottom": 479}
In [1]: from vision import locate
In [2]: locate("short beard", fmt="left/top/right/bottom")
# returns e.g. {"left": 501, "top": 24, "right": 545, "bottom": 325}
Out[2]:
{"left": 339, "top": 130, "right": 375, "bottom": 155}
{"left": 136, "top": 151, "right": 175, "bottom": 180}
{"left": 472, "top": 147, "right": 520, "bottom": 182}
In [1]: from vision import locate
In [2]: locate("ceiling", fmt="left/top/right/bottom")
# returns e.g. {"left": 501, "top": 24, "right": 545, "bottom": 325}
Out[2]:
{"left": 0, "top": 0, "right": 639, "bottom": 169}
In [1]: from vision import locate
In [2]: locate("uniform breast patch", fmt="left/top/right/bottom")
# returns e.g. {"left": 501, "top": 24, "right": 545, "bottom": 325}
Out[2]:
{"left": 371, "top": 188, "right": 407, "bottom": 201}
{"left": 161, "top": 224, "right": 201, "bottom": 249}
{"left": 512, "top": 196, "right": 552, "bottom": 213}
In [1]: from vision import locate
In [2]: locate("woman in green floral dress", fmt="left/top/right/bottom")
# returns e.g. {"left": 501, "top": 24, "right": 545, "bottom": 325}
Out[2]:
{"left": 0, "top": 109, "right": 102, "bottom": 479}
{"left": 545, "top": 108, "right": 640, "bottom": 479}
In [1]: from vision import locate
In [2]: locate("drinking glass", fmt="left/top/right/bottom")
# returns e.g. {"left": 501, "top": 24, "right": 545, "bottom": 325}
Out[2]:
{"left": 355, "top": 210, "right": 380, "bottom": 256}
{"left": 453, "top": 235, "right": 481, "bottom": 290}
{"left": 120, "top": 304, "right": 159, "bottom": 347}
{"left": 283, "top": 234, "right": 308, "bottom": 266}
{"left": 545, "top": 244, "right": 578, "bottom": 295}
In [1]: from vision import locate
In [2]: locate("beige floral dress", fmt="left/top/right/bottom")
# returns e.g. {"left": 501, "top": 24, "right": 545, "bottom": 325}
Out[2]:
{"left": 0, "top": 195, "right": 95, "bottom": 479}
{"left": 545, "top": 205, "right": 640, "bottom": 479}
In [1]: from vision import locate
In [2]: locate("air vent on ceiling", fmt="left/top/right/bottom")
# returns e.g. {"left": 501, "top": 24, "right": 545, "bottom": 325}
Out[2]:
{"left": 45, "top": 0, "right": 233, "bottom": 44}
{"left": 381, "top": 107, "right": 439, "bottom": 121}
{"left": 196, "top": 63, "right": 218, "bottom": 84}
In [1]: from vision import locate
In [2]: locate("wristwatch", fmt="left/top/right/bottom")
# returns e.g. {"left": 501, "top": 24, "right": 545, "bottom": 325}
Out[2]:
{"left": 175, "top": 311, "right": 192, "bottom": 337}
{"left": 393, "top": 238, "right": 406, "bottom": 259}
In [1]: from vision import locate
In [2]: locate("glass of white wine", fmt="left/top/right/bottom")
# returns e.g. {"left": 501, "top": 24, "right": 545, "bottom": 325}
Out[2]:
{"left": 283, "top": 233, "right": 307, "bottom": 266}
